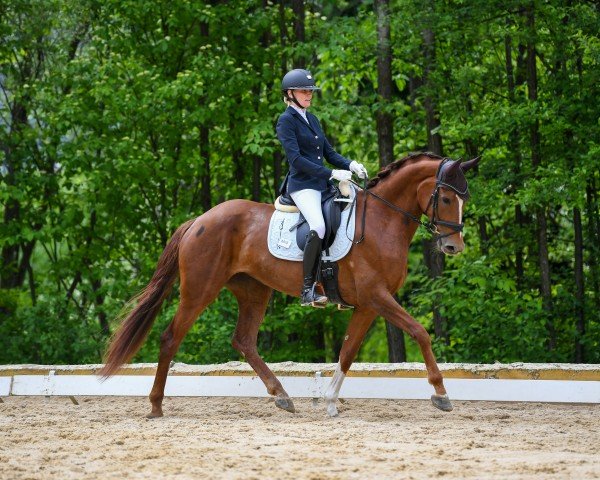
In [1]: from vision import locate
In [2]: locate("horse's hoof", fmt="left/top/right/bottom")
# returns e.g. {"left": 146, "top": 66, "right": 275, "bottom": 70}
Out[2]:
{"left": 326, "top": 402, "right": 338, "bottom": 417}
{"left": 275, "top": 396, "right": 296, "bottom": 413}
{"left": 431, "top": 394, "right": 453, "bottom": 412}
{"left": 146, "top": 410, "right": 164, "bottom": 419}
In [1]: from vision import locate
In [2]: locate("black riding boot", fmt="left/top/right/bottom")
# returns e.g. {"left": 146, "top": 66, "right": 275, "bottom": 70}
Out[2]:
{"left": 300, "top": 230, "right": 328, "bottom": 307}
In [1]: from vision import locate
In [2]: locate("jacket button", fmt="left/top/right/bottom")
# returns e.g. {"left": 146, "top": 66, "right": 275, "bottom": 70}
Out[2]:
{"left": 317, "top": 146, "right": 320, "bottom": 149}
{"left": 318, "top": 156, "right": 321, "bottom": 159}
{"left": 315, "top": 136, "right": 318, "bottom": 139}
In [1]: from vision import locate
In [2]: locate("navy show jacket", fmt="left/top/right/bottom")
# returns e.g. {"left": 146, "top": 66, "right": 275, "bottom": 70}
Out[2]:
{"left": 276, "top": 106, "right": 351, "bottom": 194}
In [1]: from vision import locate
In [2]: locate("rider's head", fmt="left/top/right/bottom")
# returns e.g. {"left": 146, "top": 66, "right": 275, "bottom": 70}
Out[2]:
{"left": 281, "top": 69, "right": 320, "bottom": 109}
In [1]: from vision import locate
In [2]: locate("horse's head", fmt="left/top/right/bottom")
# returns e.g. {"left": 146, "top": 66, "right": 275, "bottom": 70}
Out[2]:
{"left": 418, "top": 157, "right": 479, "bottom": 255}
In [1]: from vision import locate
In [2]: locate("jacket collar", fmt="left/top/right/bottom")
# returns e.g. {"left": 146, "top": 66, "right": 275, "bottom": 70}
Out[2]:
{"left": 286, "top": 106, "right": 318, "bottom": 134}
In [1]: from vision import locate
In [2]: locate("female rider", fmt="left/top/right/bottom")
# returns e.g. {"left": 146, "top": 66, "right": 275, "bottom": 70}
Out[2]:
{"left": 276, "top": 69, "right": 368, "bottom": 307}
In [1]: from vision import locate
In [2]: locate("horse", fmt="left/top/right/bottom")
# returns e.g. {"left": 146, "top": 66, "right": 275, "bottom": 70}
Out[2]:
{"left": 98, "top": 152, "right": 479, "bottom": 418}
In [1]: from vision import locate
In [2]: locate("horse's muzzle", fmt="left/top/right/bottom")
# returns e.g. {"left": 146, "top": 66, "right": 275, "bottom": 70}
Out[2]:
{"left": 438, "top": 237, "right": 464, "bottom": 256}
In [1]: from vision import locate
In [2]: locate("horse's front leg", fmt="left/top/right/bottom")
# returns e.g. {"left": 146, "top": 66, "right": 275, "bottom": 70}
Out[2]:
{"left": 324, "top": 308, "right": 377, "bottom": 417}
{"left": 375, "top": 292, "right": 453, "bottom": 412}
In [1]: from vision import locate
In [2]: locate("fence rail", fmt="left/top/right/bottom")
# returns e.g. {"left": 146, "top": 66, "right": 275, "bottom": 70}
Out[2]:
{"left": 1, "top": 362, "right": 599, "bottom": 403}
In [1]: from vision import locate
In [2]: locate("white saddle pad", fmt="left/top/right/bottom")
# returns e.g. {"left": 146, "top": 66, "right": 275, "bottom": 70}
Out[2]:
{"left": 267, "top": 187, "right": 357, "bottom": 262}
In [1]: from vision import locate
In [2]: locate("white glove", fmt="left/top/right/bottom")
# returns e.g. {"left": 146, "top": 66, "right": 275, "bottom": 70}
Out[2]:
{"left": 330, "top": 169, "right": 352, "bottom": 182}
{"left": 350, "top": 161, "right": 368, "bottom": 179}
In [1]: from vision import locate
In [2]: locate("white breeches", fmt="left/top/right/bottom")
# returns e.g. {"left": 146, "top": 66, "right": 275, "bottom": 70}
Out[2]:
{"left": 290, "top": 188, "right": 325, "bottom": 239}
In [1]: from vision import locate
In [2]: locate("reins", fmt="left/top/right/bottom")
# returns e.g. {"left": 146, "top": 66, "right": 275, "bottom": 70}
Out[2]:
{"left": 344, "top": 178, "right": 369, "bottom": 245}
{"left": 345, "top": 159, "right": 466, "bottom": 244}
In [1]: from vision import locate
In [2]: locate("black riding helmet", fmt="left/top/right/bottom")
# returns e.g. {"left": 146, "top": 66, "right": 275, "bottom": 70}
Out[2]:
{"left": 281, "top": 69, "right": 321, "bottom": 91}
{"left": 281, "top": 69, "right": 320, "bottom": 108}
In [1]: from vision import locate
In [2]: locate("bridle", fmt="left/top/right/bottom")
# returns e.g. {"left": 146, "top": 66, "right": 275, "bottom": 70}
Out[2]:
{"left": 421, "top": 158, "right": 468, "bottom": 239}
{"left": 347, "top": 159, "right": 468, "bottom": 244}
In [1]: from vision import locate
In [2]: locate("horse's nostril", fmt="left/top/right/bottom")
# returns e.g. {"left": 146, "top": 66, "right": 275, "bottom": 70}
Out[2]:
{"left": 445, "top": 245, "right": 455, "bottom": 253}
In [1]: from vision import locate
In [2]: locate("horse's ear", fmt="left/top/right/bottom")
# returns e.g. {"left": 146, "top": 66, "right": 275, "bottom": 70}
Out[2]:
{"left": 444, "top": 159, "right": 462, "bottom": 177}
{"left": 460, "top": 156, "right": 481, "bottom": 172}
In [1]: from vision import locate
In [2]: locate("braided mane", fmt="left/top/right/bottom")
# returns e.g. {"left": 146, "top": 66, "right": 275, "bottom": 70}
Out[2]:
{"left": 367, "top": 152, "right": 444, "bottom": 189}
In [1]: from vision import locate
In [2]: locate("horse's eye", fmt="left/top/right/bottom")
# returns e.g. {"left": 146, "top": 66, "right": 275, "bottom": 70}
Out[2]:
{"left": 442, "top": 197, "right": 451, "bottom": 205}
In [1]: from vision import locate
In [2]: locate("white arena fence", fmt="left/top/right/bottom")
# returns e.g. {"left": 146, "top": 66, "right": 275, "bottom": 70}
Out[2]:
{"left": 1, "top": 362, "right": 599, "bottom": 403}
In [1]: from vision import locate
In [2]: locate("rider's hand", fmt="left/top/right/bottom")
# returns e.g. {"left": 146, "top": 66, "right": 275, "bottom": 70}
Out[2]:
{"left": 350, "top": 161, "right": 368, "bottom": 179}
{"left": 330, "top": 169, "right": 352, "bottom": 182}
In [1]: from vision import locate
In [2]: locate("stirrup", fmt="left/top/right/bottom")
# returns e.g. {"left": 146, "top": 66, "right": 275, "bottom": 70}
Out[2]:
{"left": 301, "top": 283, "right": 328, "bottom": 308}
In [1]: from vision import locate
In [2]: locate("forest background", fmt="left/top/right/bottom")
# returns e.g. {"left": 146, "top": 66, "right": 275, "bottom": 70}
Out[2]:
{"left": 1, "top": 0, "right": 599, "bottom": 366}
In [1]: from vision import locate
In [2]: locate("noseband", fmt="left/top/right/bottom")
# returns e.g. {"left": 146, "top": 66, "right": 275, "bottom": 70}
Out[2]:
{"left": 347, "top": 158, "right": 469, "bottom": 244}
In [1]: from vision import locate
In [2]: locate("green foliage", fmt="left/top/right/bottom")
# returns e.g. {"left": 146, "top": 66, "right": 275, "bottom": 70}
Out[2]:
{"left": 258, "top": 296, "right": 352, "bottom": 363}
{"left": 136, "top": 290, "right": 243, "bottom": 365}
{"left": 1, "top": 0, "right": 599, "bottom": 366}
{"left": 0, "top": 289, "right": 103, "bottom": 364}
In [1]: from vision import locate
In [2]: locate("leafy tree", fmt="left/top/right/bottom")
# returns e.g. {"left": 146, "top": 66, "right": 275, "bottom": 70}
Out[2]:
{"left": 1, "top": 0, "right": 598, "bottom": 365}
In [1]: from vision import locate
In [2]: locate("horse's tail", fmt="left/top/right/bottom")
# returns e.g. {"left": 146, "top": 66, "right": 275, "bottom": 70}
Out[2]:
{"left": 98, "top": 219, "right": 195, "bottom": 379}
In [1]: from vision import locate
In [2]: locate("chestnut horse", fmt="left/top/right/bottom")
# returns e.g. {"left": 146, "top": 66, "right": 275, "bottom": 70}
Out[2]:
{"left": 99, "top": 152, "right": 479, "bottom": 417}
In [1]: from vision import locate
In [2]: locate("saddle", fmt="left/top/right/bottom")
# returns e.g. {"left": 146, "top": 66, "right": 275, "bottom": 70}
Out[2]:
{"left": 275, "top": 184, "right": 352, "bottom": 253}
{"left": 273, "top": 183, "right": 354, "bottom": 310}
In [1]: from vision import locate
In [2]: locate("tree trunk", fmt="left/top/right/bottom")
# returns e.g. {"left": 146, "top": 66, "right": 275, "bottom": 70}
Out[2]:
{"left": 559, "top": 10, "right": 586, "bottom": 362}
{"left": 374, "top": 0, "right": 394, "bottom": 166}
{"left": 273, "top": 0, "right": 296, "bottom": 307}
{"left": 199, "top": 124, "right": 211, "bottom": 212}
{"left": 463, "top": 112, "right": 485, "bottom": 254}
{"left": 422, "top": 25, "right": 442, "bottom": 156}
{"left": 274, "top": 150, "right": 283, "bottom": 196}
{"left": 252, "top": 156, "right": 261, "bottom": 201}
{"left": 1, "top": 100, "right": 28, "bottom": 289}
{"left": 279, "top": 0, "right": 288, "bottom": 74}
{"left": 386, "top": 294, "right": 407, "bottom": 362}
{"left": 374, "top": 0, "right": 405, "bottom": 361}
{"left": 230, "top": 118, "right": 244, "bottom": 187}
{"left": 505, "top": 25, "right": 527, "bottom": 287}
{"left": 1, "top": 202, "right": 22, "bottom": 288}
{"left": 273, "top": 0, "right": 287, "bottom": 195}
{"left": 517, "top": 41, "right": 529, "bottom": 288}
{"left": 586, "top": 181, "right": 600, "bottom": 312}
{"left": 526, "top": 6, "right": 555, "bottom": 351}
{"left": 573, "top": 205, "right": 585, "bottom": 362}
{"left": 199, "top": 20, "right": 211, "bottom": 213}
{"left": 292, "top": 0, "right": 305, "bottom": 69}
{"left": 19, "top": 241, "right": 36, "bottom": 296}
{"left": 421, "top": 3, "right": 447, "bottom": 347}
{"left": 290, "top": 0, "right": 324, "bottom": 358}
{"left": 92, "top": 279, "right": 110, "bottom": 337}
{"left": 253, "top": 0, "right": 270, "bottom": 204}
{"left": 423, "top": 236, "right": 447, "bottom": 343}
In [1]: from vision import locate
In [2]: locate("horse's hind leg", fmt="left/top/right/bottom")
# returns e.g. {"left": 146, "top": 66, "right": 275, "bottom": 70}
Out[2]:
{"left": 226, "top": 274, "right": 295, "bottom": 413}
{"left": 147, "top": 281, "right": 224, "bottom": 418}
{"left": 147, "top": 301, "right": 203, "bottom": 418}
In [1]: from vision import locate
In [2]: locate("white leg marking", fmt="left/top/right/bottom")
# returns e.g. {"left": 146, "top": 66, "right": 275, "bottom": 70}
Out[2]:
{"left": 457, "top": 197, "right": 464, "bottom": 239}
{"left": 324, "top": 363, "right": 345, "bottom": 417}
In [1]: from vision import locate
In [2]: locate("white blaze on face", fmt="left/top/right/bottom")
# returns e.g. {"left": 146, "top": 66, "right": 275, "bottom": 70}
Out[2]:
{"left": 457, "top": 196, "right": 464, "bottom": 238}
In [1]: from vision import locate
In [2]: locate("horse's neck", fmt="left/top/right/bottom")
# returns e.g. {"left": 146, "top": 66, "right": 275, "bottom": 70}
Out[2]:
{"left": 370, "top": 162, "right": 433, "bottom": 214}
{"left": 367, "top": 162, "right": 435, "bottom": 242}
